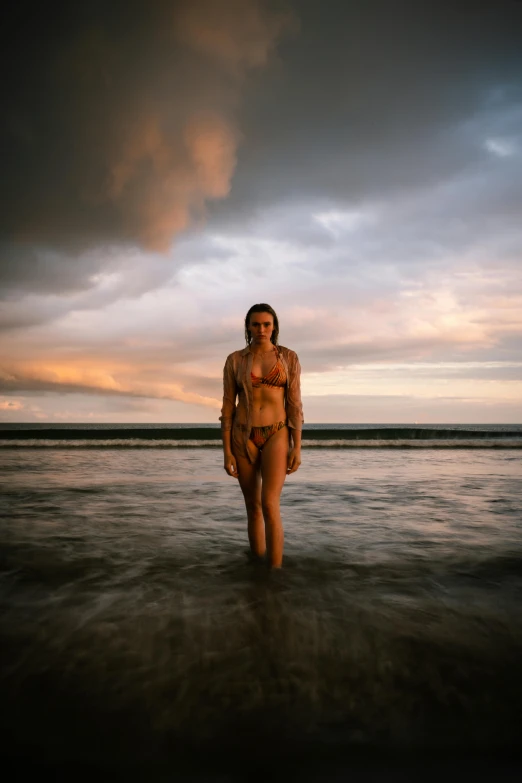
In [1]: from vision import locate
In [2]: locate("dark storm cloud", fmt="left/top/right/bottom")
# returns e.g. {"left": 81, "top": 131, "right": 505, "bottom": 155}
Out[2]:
{"left": 0, "top": 238, "right": 182, "bottom": 308}
{"left": 210, "top": 0, "right": 522, "bottom": 219}
{"left": 0, "top": 0, "right": 294, "bottom": 285}
{"left": 3, "top": 0, "right": 521, "bottom": 248}
{"left": 0, "top": 243, "right": 105, "bottom": 297}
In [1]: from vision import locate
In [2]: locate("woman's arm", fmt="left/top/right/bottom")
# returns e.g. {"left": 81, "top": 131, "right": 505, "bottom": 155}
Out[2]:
{"left": 220, "top": 355, "right": 239, "bottom": 478}
{"left": 287, "top": 427, "right": 302, "bottom": 474}
{"left": 286, "top": 351, "right": 304, "bottom": 432}
{"left": 220, "top": 354, "right": 237, "bottom": 432}
{"left": 222, "top": 431, "right": 238, "bottom": 478}
{"left": 287, "top": 351, "right": 304, "bottom": 474}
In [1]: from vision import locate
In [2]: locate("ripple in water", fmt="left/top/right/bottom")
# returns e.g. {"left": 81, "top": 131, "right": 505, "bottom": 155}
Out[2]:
{"left": 0, "top": 448, "right": 521, "bottom": 777}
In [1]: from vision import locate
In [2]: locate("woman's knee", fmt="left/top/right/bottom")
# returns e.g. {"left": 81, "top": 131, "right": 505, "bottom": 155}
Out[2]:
{"left": 261, "top": 495, "right": 280, "bottom": 519}
{"left": 245, "top": 498, "right": 262, "bottom": 516}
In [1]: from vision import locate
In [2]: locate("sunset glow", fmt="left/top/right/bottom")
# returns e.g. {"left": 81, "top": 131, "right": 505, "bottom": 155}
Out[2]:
{"left": 1, "top": 1, "right": 521, "bottom": 423}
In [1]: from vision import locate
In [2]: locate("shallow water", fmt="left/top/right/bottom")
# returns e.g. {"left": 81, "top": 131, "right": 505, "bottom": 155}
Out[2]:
{"left": 1, "top": 447, "right": 521, "bottom": 778}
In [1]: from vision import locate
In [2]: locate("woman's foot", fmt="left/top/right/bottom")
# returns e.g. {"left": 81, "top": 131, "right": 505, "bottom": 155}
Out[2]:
{"left": 245, "top": 549, "right": 266, "bottom": 563}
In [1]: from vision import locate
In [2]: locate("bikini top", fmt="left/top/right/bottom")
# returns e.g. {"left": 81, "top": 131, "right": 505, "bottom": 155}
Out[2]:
{"left": 250, "top": 351, "right": 287, "bottom": 388}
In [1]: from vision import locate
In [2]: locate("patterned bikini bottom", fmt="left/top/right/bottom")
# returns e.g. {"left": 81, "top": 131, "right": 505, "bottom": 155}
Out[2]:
{"left": 248, "top": 420, "right": 287, "bottom": 450}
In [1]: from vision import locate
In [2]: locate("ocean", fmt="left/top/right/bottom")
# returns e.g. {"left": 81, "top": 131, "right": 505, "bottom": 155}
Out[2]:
{"left": 1, "top": 424, "right": 521, "bottom": 780}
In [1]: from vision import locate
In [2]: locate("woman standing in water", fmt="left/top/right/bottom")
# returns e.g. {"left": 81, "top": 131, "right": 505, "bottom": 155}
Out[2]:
{"left": 220, "top": 304, "right": 304, "bottom": 568}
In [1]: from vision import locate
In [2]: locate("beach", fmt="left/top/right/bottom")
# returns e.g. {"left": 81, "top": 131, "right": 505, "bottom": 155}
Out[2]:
{"left": 1, "top": 429, "right": 521, "bottom": 779}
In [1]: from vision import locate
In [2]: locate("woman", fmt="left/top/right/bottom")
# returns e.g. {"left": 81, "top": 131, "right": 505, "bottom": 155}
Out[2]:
{"left": 220, "top": 303, "right": 304, "bottom": 569}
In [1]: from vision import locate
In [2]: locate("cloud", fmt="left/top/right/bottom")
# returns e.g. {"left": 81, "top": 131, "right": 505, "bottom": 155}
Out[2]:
{"left": 484, "top": 138, "right": 518, "bottom": 158}
{"left": 0, "top": 399, "right": 24, "bottom": 411}
{"left": 1, "top": 0, "right": 293, "bottom": 260}
{"left": 1, "top": 1, "right": 521, "bottom": 424}
{"left": 0, "top": 364, "right": 220, "bottom": 410}
{"left": 209, "top": 1, "right": 522, "bottom": 221}
{"left": 302, "top": 393, "right": 522, "bottom": 425}
{"left": 102, "top": 111, "right": 241, "bottom": 251}
{"left": 175, "top": 0, "right": 295, "bottom": 73}
{"left": 2, "top": 0, "right": 521, "bottom": 301}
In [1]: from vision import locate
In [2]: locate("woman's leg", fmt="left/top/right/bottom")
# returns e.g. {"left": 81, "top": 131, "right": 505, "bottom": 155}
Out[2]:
{"left": 234, "top": 445, "right": 265, "bottom": 558}
{"left": 260, "top": 425, "right": 290, "bottom": 568}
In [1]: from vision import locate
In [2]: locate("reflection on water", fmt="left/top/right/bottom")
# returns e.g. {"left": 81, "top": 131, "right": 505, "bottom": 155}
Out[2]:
{"left": 0, "top": 448, "right": 521, "bottom": 776}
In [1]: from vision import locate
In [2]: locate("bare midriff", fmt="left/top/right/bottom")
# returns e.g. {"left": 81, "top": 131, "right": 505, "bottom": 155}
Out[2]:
{"left": 251, "top": 383, "right": 286, "bottom": 428}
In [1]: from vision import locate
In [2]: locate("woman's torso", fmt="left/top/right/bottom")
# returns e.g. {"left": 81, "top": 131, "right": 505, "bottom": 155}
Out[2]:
{"left": 248, "top": 346, "right": 287, "bottom": 427}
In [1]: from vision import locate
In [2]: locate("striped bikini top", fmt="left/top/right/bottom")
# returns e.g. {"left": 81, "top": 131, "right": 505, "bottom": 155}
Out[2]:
{"left": 251, "top": 350, "right": 287, "bottom": 388}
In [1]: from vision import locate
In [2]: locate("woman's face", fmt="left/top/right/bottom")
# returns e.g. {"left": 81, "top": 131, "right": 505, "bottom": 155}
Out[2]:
{"left": 248, "top": 311, "right": 274, "bottom": 345}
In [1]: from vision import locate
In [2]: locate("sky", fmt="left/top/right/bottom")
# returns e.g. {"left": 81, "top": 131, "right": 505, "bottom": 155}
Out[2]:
{"left": 1, "top": 0, "right": 522, "bottom": 424}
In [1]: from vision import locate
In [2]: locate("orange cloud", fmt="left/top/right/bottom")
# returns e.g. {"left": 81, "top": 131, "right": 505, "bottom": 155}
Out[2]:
{"left": 174, "top": 0, "right": 296, "bottom": 74}
{"left": 0, "top": 399, "right": 24, "bottom": 411}
{"left": 2, "top": 0, "right": 295, "bottom": 254}
{"left": 106, "top": 113, "right": 238, "bottom": 251}
{"left": 0, "top": 362, "right": 221, "bottom": 410}
{"left": 185, "top": 115, "right": 238, "bottom": 199}
{"left": 102, "top": 0, "right": 295, "bottom": 252}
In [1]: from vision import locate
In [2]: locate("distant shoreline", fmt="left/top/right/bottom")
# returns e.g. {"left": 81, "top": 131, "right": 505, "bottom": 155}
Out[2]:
{"left": 1, "top": 425, "right": 521, "bottom": 448}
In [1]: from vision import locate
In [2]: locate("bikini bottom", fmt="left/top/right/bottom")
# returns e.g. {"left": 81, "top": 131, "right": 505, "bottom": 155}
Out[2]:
{"left": 249, "top": 420, "right": 287, "bottom": 450}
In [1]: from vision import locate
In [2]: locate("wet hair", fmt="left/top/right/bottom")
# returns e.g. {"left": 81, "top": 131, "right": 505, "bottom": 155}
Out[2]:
{"left": 244, "top": 303, "right": 280, "bottom": 346}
